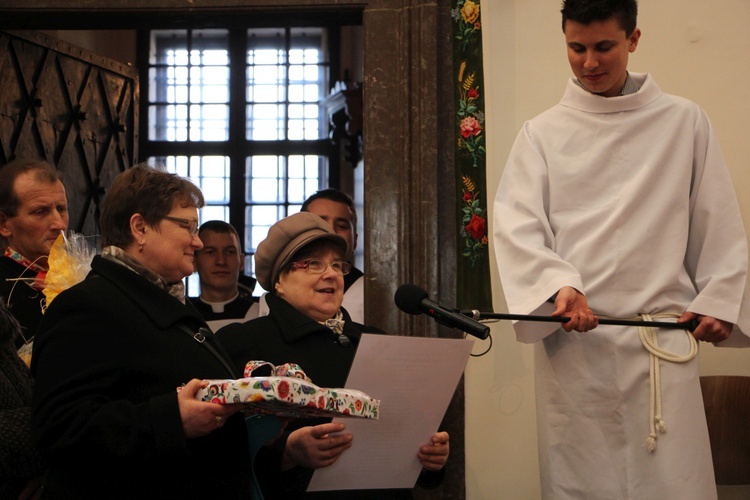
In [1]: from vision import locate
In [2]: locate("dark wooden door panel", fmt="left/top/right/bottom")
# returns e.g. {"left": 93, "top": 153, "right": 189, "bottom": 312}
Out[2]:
{"left": 0, "top": 30, "right": 138, "bottom": 236}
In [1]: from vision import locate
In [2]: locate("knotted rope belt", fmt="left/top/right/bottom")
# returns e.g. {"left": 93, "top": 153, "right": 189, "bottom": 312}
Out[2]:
{"left": 639, "top": 313, "right": 698, "bottom": 451}
{"left": 601, "top": 313, "right": 698, "bottom": 452}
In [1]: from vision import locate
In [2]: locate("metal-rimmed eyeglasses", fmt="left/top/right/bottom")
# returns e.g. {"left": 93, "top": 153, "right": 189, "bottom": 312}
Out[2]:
{"left": 290, "top": 259, "right": 351, "bottom": 276}
{"left": 163, "top": 216, "right": 200, "bottom": 236}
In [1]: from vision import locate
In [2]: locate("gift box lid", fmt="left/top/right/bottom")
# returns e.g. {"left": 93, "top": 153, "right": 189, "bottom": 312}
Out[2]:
{"left": 194, "top": 361, "right": 380, "bottom": 419}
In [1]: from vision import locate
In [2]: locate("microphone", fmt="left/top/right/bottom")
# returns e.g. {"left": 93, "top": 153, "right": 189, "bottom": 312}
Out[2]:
{"left": 394, "top": 284, "right": 490, "bottom": 340}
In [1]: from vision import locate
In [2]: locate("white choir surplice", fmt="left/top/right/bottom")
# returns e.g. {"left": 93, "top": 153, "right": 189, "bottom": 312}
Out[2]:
{"left": 494, "top": 73, "right": 750, "bottom": 499}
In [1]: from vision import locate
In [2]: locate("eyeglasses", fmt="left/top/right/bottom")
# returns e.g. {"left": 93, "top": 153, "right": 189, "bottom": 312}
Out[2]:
{"left": 290, "top": 259, "right": 351, "bottom": 276}
{"left": 163, "top": 216, "right": 199, "bottom": 236}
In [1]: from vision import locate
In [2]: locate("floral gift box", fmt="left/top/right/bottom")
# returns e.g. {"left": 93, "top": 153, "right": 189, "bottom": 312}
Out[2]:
{"left": 194, "top": 361, "right": 380, "bottom": 419}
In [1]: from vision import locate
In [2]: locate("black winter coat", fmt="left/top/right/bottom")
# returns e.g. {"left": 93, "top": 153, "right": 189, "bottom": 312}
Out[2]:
{"left": 31, "top": 256, "right": 253, "bottom": 499}
{"left": 218, "top": 293, "right": 442, "bottom": 500}
{"left": 0, "top": 257, "right": 43, "bottom": 348}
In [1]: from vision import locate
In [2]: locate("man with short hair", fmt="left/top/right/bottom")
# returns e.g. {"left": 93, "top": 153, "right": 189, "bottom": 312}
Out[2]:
{"left": 301, "top": 188, "right": 364, "bottom": 323}
{"left": 0, "top": 159, "right": 68, "bottom": 350}
{"left": 191, "top": 220, "right": 259, "bottom": 331}
{"left": 493, "top": 0, "right": 749, "bottom": 498}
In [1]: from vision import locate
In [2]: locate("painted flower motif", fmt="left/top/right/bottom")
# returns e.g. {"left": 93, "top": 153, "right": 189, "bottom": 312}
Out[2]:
{"left": 255, "top": 379, "right": 272, "bottom": 392}
{"left": 465, "top": 214, "right": 486, "bottom": 239}
{"left": 456, "top": 70, "right": 485, "bottom": 168}
{"left": 453, "top": 0, "right": 482, "bottom": 50}
{"left": 461, "top": 0, "right": 480, "bottom": 24}
{"left": 277, "top": 380, "right": 290, "bottom": 400}
{"left": 461, "top": 175, "right": 488, "bottom": 267}
{"left": 355, "top": 399, "right": 363, "bottom": 412}
{"left": 460, "top": 116, "right": 482, "bottom": 138}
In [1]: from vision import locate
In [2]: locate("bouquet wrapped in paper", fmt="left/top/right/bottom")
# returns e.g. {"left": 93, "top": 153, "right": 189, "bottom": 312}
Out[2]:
{"left": 16, "top": 232, "right": 96, "bottom": 366}
{"left": 43, "top": 232, "right": 97, "bottom": 310}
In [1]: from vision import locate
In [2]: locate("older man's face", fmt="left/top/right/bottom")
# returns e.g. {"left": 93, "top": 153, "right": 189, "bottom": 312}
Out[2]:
{"left": 0, "top": 172, "right": 69, "bottom": 263}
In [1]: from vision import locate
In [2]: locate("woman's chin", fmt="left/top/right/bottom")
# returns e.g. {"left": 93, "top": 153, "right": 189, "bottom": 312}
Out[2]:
{"left": 305, "top": 307, "right": 339, "bottom": 322}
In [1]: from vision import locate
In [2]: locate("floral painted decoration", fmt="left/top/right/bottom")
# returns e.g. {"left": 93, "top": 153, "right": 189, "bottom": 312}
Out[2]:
{"left": 453, "top": 0, "right": 489, "bottom": 274}
{"left": 452, "top": 0, "right": 482, "bottom": 51}
{"left": 461, "top": 176, "right": 488, "bottom": 267}
{"left": 194, "top": 360, "right": 380, "bottom": 419}
{"left": 456, "top": 68, "right": 485, "bottom": 169}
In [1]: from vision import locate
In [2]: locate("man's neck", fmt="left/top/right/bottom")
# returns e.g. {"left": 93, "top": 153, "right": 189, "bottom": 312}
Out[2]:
{"left": 4, "top": 246, "right": 49, "bottom": 272}
{"left": 575, "top": 72, "right": 640, "bottom": 97}
{"left": 199, "top": 289, "right": 239, "bottom": 304}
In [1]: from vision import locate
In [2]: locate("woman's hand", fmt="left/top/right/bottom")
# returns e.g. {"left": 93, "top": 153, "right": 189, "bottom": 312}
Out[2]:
{"left": 418, "top": 431, "right": 450, "bottom": 471}
{"left": 282, "top": 422, "right": 353, "bottom": 470}
{"left": 177, "top": 378, "right": 240, "bottom": 438}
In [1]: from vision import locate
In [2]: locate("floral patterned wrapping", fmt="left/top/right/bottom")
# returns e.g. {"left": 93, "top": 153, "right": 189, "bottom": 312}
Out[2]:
{"left": 195, "top": 361, "right": 380, "bottom": 419}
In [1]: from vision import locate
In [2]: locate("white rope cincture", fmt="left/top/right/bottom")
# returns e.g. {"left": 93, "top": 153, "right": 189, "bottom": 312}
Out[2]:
{"left": 637, "top": 313, "right": 698, "bottom": 452}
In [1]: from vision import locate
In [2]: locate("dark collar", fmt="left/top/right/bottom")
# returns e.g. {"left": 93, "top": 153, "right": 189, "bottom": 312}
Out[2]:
{"left": 343, "top": 266, "right": 363, "bottom": 292}
{"left": 265, "top": 293, "right": 362, "bottom": 346}
{"left": 90, "top": 255, "right": 204, "bottom": 330}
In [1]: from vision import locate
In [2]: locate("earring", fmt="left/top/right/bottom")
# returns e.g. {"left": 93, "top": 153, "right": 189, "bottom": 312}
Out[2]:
{"left": 139, "top": 241, "right": 144, "bottom": 252}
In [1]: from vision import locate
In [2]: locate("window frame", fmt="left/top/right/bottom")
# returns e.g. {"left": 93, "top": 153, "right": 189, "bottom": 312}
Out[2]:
{"left": 137, "top": 24, "right": 342, "bottom": 294}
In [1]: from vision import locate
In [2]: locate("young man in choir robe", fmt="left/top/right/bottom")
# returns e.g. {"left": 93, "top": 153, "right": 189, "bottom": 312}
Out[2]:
{"left": 191, "top": 220, "right": 259, "bottom": 331}
{"left": 257, "top": 189, "right": 365, "bottom": 323}
{"left": 493, "top": 1, "right": 750, "bottom": 498}
{"left": 301, "top": 189, "right": 364, "bottom": 323}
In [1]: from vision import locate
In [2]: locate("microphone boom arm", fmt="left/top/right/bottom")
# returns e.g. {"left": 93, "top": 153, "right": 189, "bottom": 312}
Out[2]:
{"left": 461, "top": 311, "right": 698, "bottom": 332}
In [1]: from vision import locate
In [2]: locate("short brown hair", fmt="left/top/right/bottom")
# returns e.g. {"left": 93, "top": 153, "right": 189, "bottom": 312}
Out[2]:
{"left": 198, "top": 220, "right": 240, "bottom": 242}
{"left": 561, "top": 0, "right": 638, "bottom": 36}
{"left": 0, "top": 158, "right": 61, "bottom": 216}
{"left": 301, "top": 188, "right": 358, "bottom": 229}
{"left": 99, "top": 164, "right": 204, "bottom": 248}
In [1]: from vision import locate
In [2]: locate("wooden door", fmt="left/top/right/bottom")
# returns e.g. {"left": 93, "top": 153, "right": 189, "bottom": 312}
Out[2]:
{"left": 0, "top": 30, "right": 138, "bottom": 236}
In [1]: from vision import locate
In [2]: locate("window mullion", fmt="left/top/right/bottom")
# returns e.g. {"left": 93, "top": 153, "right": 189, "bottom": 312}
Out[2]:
{"left": 228, "top": 29, "right": 247, "bottom": 243}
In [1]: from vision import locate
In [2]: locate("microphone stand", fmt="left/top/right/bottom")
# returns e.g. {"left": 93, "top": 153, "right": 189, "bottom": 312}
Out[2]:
{"left": 461, "top": 311, "right": 698, "bottom": 332}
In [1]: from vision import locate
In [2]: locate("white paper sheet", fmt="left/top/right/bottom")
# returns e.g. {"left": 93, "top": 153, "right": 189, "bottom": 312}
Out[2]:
{"left": 307, "top": 333, "right": 474, "bottom": 492}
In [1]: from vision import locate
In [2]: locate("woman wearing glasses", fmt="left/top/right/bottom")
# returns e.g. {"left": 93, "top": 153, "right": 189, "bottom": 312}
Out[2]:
{"left": 218, "top": 212, "right": 449, "bottom": 499}
{"left": 30, "top": 165, "right": 256, "bottom": 498}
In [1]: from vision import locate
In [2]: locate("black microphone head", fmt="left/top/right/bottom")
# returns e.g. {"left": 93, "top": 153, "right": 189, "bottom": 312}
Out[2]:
{"left": 394, "top": 284, "right": 428, "bottom": 315}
